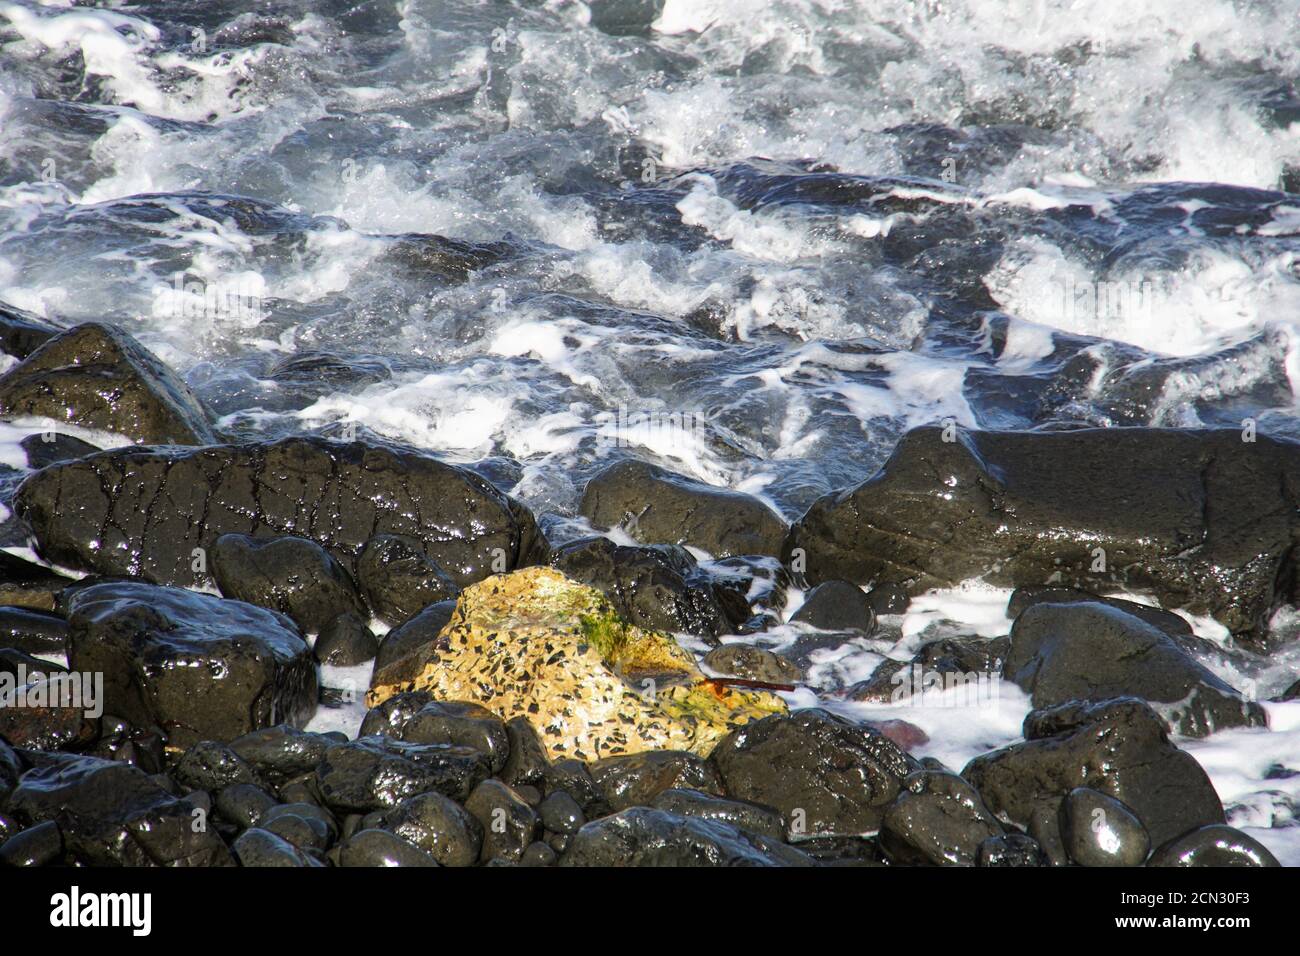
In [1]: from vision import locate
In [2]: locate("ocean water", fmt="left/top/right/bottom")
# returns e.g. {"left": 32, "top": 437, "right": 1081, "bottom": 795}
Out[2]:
{"left": 2, "top": 0, "right": 1299, "bottom": 860}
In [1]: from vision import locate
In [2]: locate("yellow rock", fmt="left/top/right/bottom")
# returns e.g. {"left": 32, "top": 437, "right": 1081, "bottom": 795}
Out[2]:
{"left": 366, "top": 566, "right": 786, "bottom": 761}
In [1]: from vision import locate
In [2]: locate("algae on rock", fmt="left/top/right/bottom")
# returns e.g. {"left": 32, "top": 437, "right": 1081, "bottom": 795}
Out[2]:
{"left": 367, "top": 567, "right": 786, "bottom": 761}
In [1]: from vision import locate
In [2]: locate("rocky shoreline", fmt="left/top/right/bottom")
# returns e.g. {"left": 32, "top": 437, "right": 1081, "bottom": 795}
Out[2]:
{"left": 0, "top": 311, "right": 1288, "bottom": 868}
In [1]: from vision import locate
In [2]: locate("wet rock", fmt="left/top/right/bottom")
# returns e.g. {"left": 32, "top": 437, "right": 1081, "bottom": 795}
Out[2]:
{"left": 1005, "top": 601, "right": 1266, "bottom": 737}
{"left": 262, "top": 802, "right": 338, "bottom": 847}
{"left": 0, "top": 819, "right": 63, "bottom": 866}
{"left": 337, "top": 828, "right": 441, "bottom": 867}
{"left": 790, "top": 580, "right": 876, "bottom": 633}
{"left": 963, "top": 697, "right": 1225, "bottom": 847}
{"left": 978, "top": 832, "right": 1048, "bottom": 867}
{"left": 1147, "top": 824, "right": 1281, "bottom": 867}
{"left": 1059, "top": 787, "right": 1150, "bottom": 866}
{"left": 0, "top": 552, "right": 76, "bottom": 612}
{"left": 366, "top": 567, "right": 785, "bottom": 762}
{"left": 543, "top": 759, "right": 606, "bottom": 816}
{"left": 847, "top": 636, "right": 1008, "bottom": 703}
{"left": 521, "top": 841, "right": 557, "bottom": 867}
{"left": 707, "top": 555, "right": 792, "bottom": 614}
{"left": 539, "top": 790, "right": 585, "bottom": 835}
{"left": 786, "top": 425, "right": 1300, "bottom": 644}
{"left": 374, "top": 791, "right": 483, "bottom": 867}
{"left": 15, "top": 435, "right": 545, "bottom": 590}
{"left": 211, "top": 534, "right": 366, "bottom": 634}
{"left": 711, "top": 709, "right": 918, "bottom": 838}
{"left": 67, "top": 582, "right": 317, "bottom": 749}
{"left": 355, "top": 534, "right": 460, "bottom": 625}
{"left": 228, "top": 725, "right": 339, "bottom": 787}
{"left": 866, "top": 583, "right": 910, "bottom": 615}
{"left": 0, "top": 302, "right": 59, "bottom": 359}
{"left": 0, "top": 667, "right": 98, "bottom": 751}
{"left": 879, "top": 770, "right": 1004, "bottom": 866}
{"left": 464, "top": 779, "right": 539, "bottom": 863}
{"left": 501, "top": 715, "right": 550, "bottom": 788}
{"left": 373, "top": 600, "right": 456, "bottom": 676}
{"left": 1007, "top": 586, "right": 1194, "bottom": 637}
{"left": 173, "top": 741, "right": 260, "bottom": 792}
{"left": 589, "top": 750, "right": 725, "bottom": 811}
{"left": 313, "top": 736, "right": 491, "bottom": 813}
{"left": 20, "top": 432, "right": 102, "bottom": 471}
{"left": 262, "top": 811, "right": 331, "bottom": 856}
{"left": 360, "top": 693, "right": 509, "bottom": 774}
{"left": 0, "top": 322, "right": 215, "bottom": 444}
{"left": 0, "top": 606, "right": 67, "bottom": 655}
{"left": 214, "top": 783, "right": 278, "bottom": 829}
{"left": 864, "top": 719, "right": 930, "bottom": 752}
{"left": 549, "top": 536, "right": 747, "bottom": 641}
{"left": 560, "top": 806, "right": 813, "bottom": 867}
{"left": 702, "top": 643, "right": 803, "bottom": 684}
{"left": 313, "top": 612, "right": 378, "bottom": 666}
{"left": 7, "top": 754, "right": 233, "bottom": 866}
{"left": 0, "top": 738, "right": 22, "bottom": 803}
{"left": 580, "top": 459, "right": 788, "bottom": 558}
{"left": 232, "top": 828, "right": 324, "bottom": 867}
{"left": 650, "top": 788, "right": 785, "bottom": 841}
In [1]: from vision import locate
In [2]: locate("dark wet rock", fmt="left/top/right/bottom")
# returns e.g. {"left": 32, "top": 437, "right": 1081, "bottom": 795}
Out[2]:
{"left": 560, "top": 806, "right": 814, "bottom": 867}
{"left": 711, "top": 709, "right": 918, "bottom": 838}
{"left": 20, "top": 432, "right": 102, "bottom": 470}
{"left": 67, "top": 582, "right": 317, "bottom": 749}
{"left": 589, "top": 749, "right": 725, "bottom": 811}
{"left": 465, "top": 779, "right": 539, "bottom": 863}
{"left": 1006, "top": 601, "right": 1266, "bottom": 737}
{"left": 337, "top": 828, "right": 440, "bottom": 867}
{"left": 794, "top": 836, "right": 884, "bottom": 866}
{"left": 0, "top": 819, "right": 63, "bottom": 866}
{"left": 7, "top": 754, "right": 233, "bottom": 866}
{"left": 228, "top": 725, "right": 339, "bottom": 787}
{"left": 707, "top": 555, "right": 792, "bottom": 613}
{"left": 374, "top": 791, "right": 482, "bottom": 867}
{"left": 90, "top": 718, "right": 166, "bottom": 776}
{"left": 356, "top": 534, "right": 460, "bottom": 625}
{"left": 1147, "top": 824, "right": 1281, "bottom": 867}
{"left": 274, "top": 775, "right": 320, "bottom": 807}
{"left": 360, "top": 693, "right": 509, "bottom": 774}
{"left": 173, "top": 741, "right": 260, "bottom": 792}
{"left": 1279, "top": 679, "right": 1300, "bottom": 702}
{"left": 0, "top": 670, "right": 98, "bottom": 751}
{"left": 963, "top": 697, "right": 1225, "bottom": 847}
{"left": 0, "top": 302, "right": 59, "bottom": 359}
{"left": 0, "top": 606, "right": 67, "bottom": 655}
{"left": 848, "top": 636, "right": 1008, "bottom": 703}
{"left": 786, "top": 426, "right": 1300, "bottom": 644}
{"left": 978, "top": 832, "right": 1048, "bottom": 867}
{"left": 313, "top": 736, "right": 490, "bottom": 813}
{"left": 214, "top": 783, "right": 278, "bottom": 829}
{"left": 777, "top": 630, "right": 865, "bottom": 676}
{"left": 1059, "top": 787, "right": 1150, "bottom": 866}
{"left": 232, "top": 827, "right": 324, "bottom": 867}
{"left": 502, "top": 715, "right": 550, "bottom": 788}
{"left": 211, "top": 533, "right": 366, "bottom": 634}
{"left": 1007, "top": 586, "right": 1194, "bottom": 637}
{"left": 549, "top": 536, "right": 747, "bottom": 641}
{"left": 16, "top": 435, "right": 545, "bottom": 591}
{"left": 373, "top": 600, "right": 455, "bottom": 676}
{"left": 1027, "top": 802, "right": 1070, "bottom": 866}
{"left": 261, "top": 806, "right": 332, "bottom": 855}
{"left": 542, "top": 759, "right": 605, "bottom": 816}
{"left": 314, "top": 613, "right": 378, "bottom": 667}
{"left": 866, "top": 583, "right": 910, "bottom": 615}
{"left": 879, "top": 770, "right": 1004, "bottom": 866}
{"left": 588, "top": 0, "right": 666, "bottom": 38}
{"left": 0, "top": 322, "right": 215, "bottom": 444}
{"left": 580, "top": 459, "right": 788, "bottom": 558}
{"left": 0, "top": 552, "right": 76, "bottom": 612}
{"left": 520, "top": 840, "right": 557, "bottom": 867}
{"left": 539, "top": 790, "right": 585, "bottom": 836}
{"left": 650, "top": 788, "right": 785, "bottom": 841}
{"left": 702, "top": 642, "right": 803, "bottom": 684}
{"left": 790, "top": 580, "right": 876, "bottom": 633}
{"left": 0, "top": 738, "right": 22, "bottom": 803}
